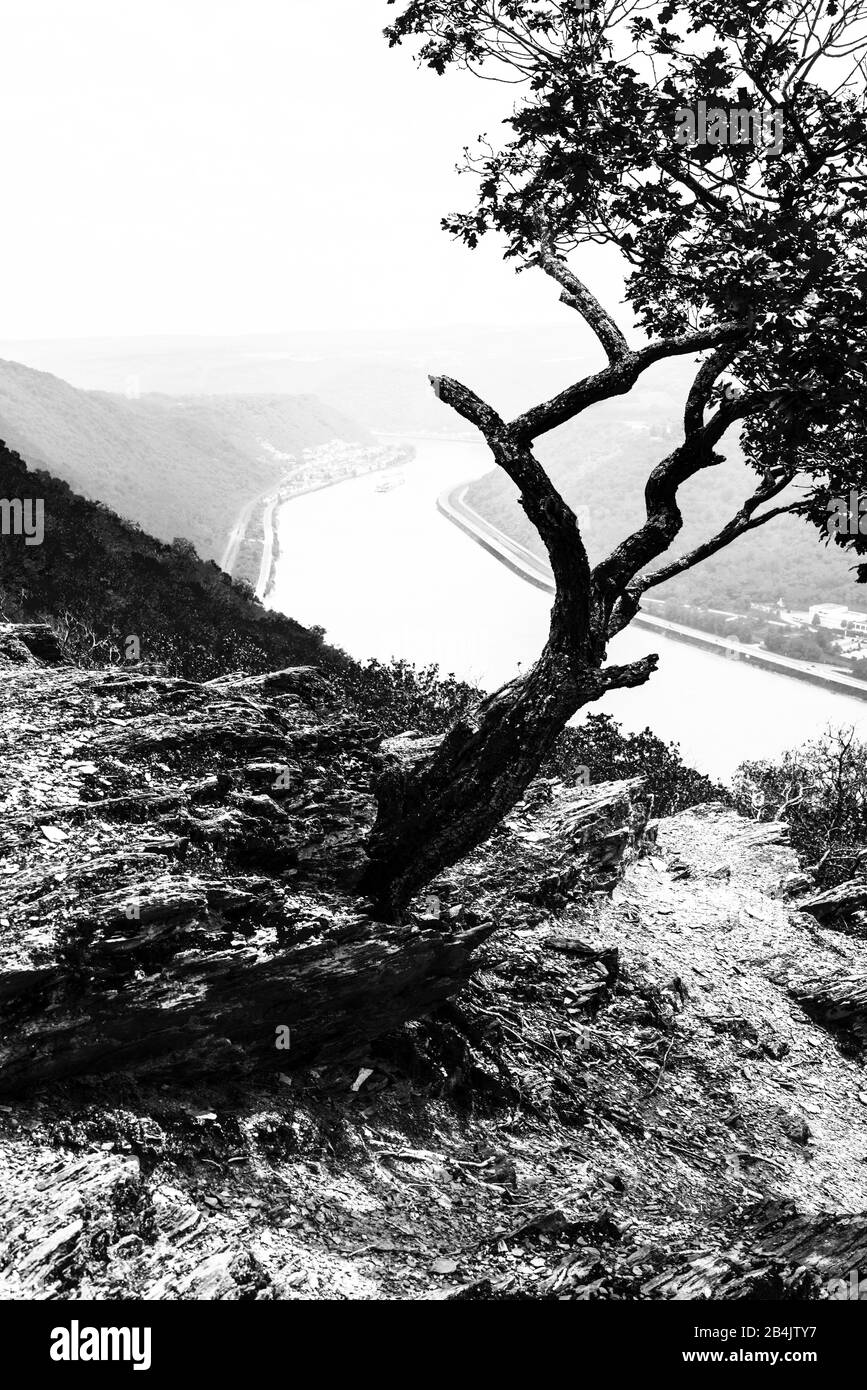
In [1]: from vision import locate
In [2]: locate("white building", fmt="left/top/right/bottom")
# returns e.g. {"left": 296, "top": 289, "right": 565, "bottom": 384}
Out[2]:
{"left": 808, "top": 604, "right": 867, "bottom": 634}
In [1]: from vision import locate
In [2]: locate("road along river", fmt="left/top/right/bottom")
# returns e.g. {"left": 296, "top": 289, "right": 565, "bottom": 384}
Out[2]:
{"left": 266, "top": 435, "right": 867, "bottom": 781}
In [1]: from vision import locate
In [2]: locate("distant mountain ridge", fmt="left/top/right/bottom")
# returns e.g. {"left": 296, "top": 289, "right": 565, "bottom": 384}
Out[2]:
{"left": 0, "top": 325, "right": 625, "bottom": 435}
{"left": 6, "top": 332, "right": 861, "bottom": 611}
{"left": 0, "top": 358, "right": 369, "bottom": 561}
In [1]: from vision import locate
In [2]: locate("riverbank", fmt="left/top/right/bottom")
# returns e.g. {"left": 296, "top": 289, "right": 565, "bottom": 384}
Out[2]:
{"left": 223, "top": 440, "right": 416, "bottom": 598}
{"left": 440, "top": 481, "right": 867, "bottom": 705}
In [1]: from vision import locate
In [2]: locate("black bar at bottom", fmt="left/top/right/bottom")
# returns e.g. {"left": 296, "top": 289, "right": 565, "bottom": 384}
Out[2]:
{"left": 0, "top": 1296, "right": 861, "bottom": 1377}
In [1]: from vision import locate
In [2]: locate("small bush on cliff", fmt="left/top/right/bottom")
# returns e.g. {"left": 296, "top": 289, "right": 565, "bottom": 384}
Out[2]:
{"left": 335, "top": 658, "right": 477, "bottom": 736}
{"left": 549, "top": 714, "right": 729, "bottom": 818}
{"left": 734, "top": 729, "right": 867, "bottom": 887}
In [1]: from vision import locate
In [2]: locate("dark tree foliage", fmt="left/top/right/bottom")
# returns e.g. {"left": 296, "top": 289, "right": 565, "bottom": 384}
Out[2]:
{"left": 388, "top": 0, "right": 867, "bottom": 565}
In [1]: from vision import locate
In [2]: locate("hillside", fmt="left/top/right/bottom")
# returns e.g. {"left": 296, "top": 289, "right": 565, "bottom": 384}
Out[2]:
{"left": 0, "top": 440, "right": 334, "bottom": 680}
{"left": 465, "top": 397, "right": 863, "bottom": 614}
{"left": 0, "top": 358, "right": 368, "bottom": 561}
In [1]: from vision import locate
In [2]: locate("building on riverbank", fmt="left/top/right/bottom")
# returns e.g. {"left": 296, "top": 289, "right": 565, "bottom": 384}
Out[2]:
{"left": 806, "top": 603, "right": 867, "bottom": 635}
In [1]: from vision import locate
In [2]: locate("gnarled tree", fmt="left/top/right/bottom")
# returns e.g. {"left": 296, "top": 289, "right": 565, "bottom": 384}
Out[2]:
{"left": 361, "top": 0, "right": 867, "bottom": 917}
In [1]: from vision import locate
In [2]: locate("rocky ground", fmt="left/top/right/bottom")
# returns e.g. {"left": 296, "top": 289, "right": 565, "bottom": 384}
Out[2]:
{"left": 2, "top": 629, "right": 867, "bottom": 1300}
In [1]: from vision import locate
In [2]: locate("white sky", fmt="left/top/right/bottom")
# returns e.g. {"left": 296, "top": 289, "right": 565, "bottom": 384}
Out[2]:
{"left": 0, "top": 0, "right": 626, "bottom": 339}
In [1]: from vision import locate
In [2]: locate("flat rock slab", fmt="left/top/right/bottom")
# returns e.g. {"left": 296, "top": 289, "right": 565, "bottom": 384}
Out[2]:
{"left": 0, "top": 660, "right": 643, "bottom": 1090}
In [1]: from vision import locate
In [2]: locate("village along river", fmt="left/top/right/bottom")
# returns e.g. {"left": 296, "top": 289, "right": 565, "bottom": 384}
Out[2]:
{"left": 266, "top": 436, "right": 867, "bottom": 781}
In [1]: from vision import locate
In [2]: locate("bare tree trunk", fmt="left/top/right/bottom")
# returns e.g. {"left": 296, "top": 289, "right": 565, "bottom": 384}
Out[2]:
{"left": 360, "top": 645, "right": 576, "bottom": 915}
{"left": 357, "top": 268, "right": 766, "bottom": 918}
{"left": 360, "top": 629, "right": 655, "bottom": 918}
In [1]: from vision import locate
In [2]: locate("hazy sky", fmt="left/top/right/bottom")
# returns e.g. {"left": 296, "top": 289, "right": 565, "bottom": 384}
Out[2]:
{"left": 0, "top": 0, "right": 625, "bottom": 340}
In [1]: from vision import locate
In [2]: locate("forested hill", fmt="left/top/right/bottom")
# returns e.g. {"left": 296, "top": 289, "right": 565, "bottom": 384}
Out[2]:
{"left": 0, "top": 440, "right": 332, "bottom": 680}
{"left": 465, "top": 399, "right": 861, "bottom": 613}
{"left": 0, "top": 358, "right": 368, "bottom": 562}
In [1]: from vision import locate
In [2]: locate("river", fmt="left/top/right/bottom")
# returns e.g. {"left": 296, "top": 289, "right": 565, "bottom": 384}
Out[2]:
{"left": 266, "top": 436, "right": 867, "bottom": 780}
